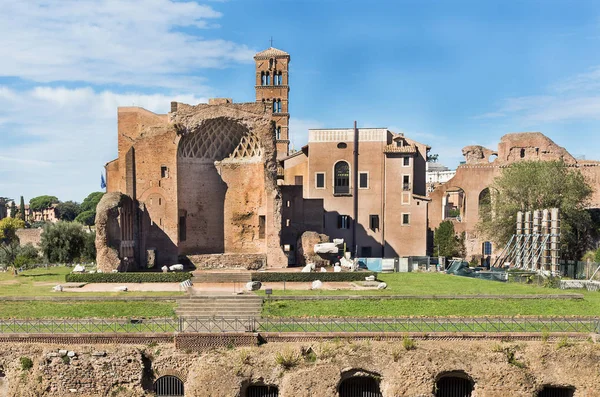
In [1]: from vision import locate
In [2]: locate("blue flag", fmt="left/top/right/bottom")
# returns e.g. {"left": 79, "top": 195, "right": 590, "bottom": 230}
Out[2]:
{"left": 101, "top": 173, "right": 106, "bottom": 189}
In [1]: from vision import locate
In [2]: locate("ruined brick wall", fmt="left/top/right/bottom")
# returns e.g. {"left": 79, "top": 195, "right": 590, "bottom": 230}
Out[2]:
{"left": 430, "top": 132, "right": 600, "bottom": 259}
{"left": 98, "top": 100, "right": 288, "bottom": 268}
{"left": 1, "top": 339, "right": 599, "bottom": 396}
{"left": 15, "top": 228, "right": 42, "bottom": 248}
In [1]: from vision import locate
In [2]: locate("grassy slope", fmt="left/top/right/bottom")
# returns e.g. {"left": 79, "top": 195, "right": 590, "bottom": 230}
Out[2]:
{"left": 0, "top": 267, "right": 184, "bottom": 297}
{"left": 257, "top": 272, "right": 572, "bottom": 296}
{"left": 0, "top": 301, "right": 177, "bottom": 319}
{"left": 261, "top": 273, "right": 600, "bottom": 317}
{"left": 0, "top": 267, "right": 179, "bottom": 318}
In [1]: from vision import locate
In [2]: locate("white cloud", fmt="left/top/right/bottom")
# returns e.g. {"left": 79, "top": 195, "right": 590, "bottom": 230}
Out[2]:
{"left": 0, "top": 86, "right": 207, "bottom": 201}
{"left": 0, "top": 0, "right": 255, "bottom": 89}
{"left": 288, "top": 117, "right": 325, "bottom": 150}
{"left": 476, "top": 95, "right": 600, "bottom": 124}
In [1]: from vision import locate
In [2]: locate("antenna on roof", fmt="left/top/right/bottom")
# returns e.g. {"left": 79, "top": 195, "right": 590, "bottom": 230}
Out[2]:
{"left": 270, "top": 36, "right": 274, "bottom": 47}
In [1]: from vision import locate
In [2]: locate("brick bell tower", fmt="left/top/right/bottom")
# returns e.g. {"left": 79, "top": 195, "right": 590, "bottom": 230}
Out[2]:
{"left": 254, "top": 46, "right": 290, "bottom": 159}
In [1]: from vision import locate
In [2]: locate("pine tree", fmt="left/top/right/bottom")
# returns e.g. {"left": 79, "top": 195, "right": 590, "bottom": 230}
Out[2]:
{"left": 19, "top": 196, "right": 26, "bottom": 222}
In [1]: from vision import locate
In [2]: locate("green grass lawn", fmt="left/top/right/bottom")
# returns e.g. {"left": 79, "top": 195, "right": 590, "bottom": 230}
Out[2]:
{"left": 0, "top": 301, "right": 177, "bottom": 319}
{"left": 262, "top": 294, "right": 600, "bottom": 317}
{"left": 256, "top": 272, "right": 573, "bottom": 296}
{"left": 260, "top": 272, "right": 600, "bottom": 317}
{"left": 0, "top": 266, "right": 184, "bottom": 297}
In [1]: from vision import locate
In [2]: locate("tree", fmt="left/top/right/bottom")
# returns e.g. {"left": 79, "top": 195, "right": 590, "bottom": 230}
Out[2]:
{"left": 477, "top": 161, "right": 593, "bottom": 261}
{"left": 75, "top": 210, "right": 96, "bottom": 229}
{"left": 19, "top": 196, "right": 25, "bottom": 221}
{"left": 80, "top": 192, "right": 104, "bottom": 213}
{"left": 56, "top": 201, "right": 81, "bottom": 222}
{"left": 0, "top": 217, "right": 25, "bottom": 265}
{"left": 76, "top": 192, "right": 104, "bottom": 230}
{"left": 433, "top": 220, "right": 464, "bottom": 258}
{"left": 40, "top": 221, "right": 89, "bottom": 263}
{"left": 29, "top": 195, "right": 59, "bottom": 212}
{"left": 9, "top": 201, "right": 16, "bottom": 218}
{"left": 595, "top": 248, "right": 600, "bottom": 264}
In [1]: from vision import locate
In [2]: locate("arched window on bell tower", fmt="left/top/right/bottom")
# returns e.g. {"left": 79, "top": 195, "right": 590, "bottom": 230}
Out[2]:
{"left": 261, "top": 72, "right": 266, "bottom": 86}
{"left": 266, "top": 72, "right": 271, "bottom": 85}
{"left": 276, "top": 126, "right": 281, "bottom": 140}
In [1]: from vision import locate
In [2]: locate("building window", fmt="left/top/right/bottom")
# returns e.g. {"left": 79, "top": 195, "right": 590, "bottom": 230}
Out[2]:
{"left": 261, "top": 72, "right": 266, "bottom": 85}
{"left": 259, "top": 215, "right": 266, "bottom": 239}
{"left": 315, "top": 173, "right": 325, "bottom": 189}
{"left": 285, "top": 218, "right": 290, "bottom": 227}
{"left": 359, "top": 172, "right": 369, "bottom": 189}
{"left": 334, "top": 161, "right": 350, "bottom": 194}
{"left": 482, "top": 241, "right": 492, "bottom": 256}
{"left": 337, "top": 142, "right": 347, "bottom": 149}
{"left": 369, "top": 214, "right": 379, "bottom": 231}
{"left": 361, "top": 246, "right": 372, "bottom": 257}
{"left": 266, "top": 72, "right": 271, "bottom": 85}
{"left": 272, "top": 99, "right": 281, "bottom": 113}
{"left": 161, "top": 166, "right": 168, "bottom": 178}
{"left": 403, "top": 157, "right": 410, "bottom": 167}
{"left": 276, "top": 126, "right": 281, "bottom": 140}
{"left": 403, "top": 175, "right": 411, "bottom": 191}
{"left": 402, "top": 213, "right": 410, "bottom": 225}
{"left": 158, "top": 198, "right": 162, "bottom": 206}
{"left": 294, "top": 175, "right": 303, "bottom": 186}
{"left": 520, "top": 148, "right": 526, "bottom": 158}
{"left": 338, "top": 215, "right": 351, "bottom": 229}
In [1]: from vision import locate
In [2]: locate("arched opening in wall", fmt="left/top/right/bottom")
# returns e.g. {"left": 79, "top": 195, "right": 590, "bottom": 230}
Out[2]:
{"left": 537, "top": 386, "right": 575, "bottom": 397}
{"left": 334, "top": 161, "right": 350, "bottom": 195}
{"left": 0, "top": 366, "right": 6, "bottom": 397}
{"left": 177, "top": 117, "right": 264, "bottom": 255}
{"left": 488, "top": 153, "right": 498, "bottom": 162}
{"left": 478, "top": 187, "right": 491, "bottom": 220}
{"left": 266, "top": 72, "right": 271, "bottom": 85}
{"left": 154, "top": 375, "right": 184, "bottom": 397}
{"left": 339, "top": 376, "right": 382, "bottom": 397}
{"left": 443, "top": 187, "right": 466, "bottom": 222}
{"left": 435, "top": 371, "right": 473, "bottom": 397}
{"left": 246, "top": 384, "right": 279, "bottom": 397}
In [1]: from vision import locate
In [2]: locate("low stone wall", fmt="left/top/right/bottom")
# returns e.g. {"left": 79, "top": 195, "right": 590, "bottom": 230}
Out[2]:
{"left": 0, "top": 336, "right": 599, "bottom": 396}
{"left": 185, "top": 253, "right": 266, "bottom": 270}
{"left": 15, "top": 228, "right": 42, "bottom": 248}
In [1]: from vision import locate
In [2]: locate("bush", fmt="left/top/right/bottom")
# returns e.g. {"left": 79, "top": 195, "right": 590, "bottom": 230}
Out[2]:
{"left": 41, "top": 221, "right": 90, "bottom": 263}
{"left": 251, "top": 271, "right": 377, "bottom": 282}
{"left": 402, "top": 336, "right": 416, "bottom": 351}
{"left": 275, "top": 347, "right": 300, "bottom": 369}
{"left": 65, "top": 272, "right": 193, "bottom": 283}
{"left": 20, "top": 356, "right": 33, "bottom": 371}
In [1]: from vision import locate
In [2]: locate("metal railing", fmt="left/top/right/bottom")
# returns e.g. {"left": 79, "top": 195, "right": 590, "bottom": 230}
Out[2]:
{"left": 0, "top": 316, "right": 598, "bottom": 334}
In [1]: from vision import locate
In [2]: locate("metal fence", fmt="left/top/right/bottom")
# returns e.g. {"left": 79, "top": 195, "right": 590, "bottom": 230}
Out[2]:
{"left": 0, "top": 316, "right": 598, "bottom": 334}
{"left": 558, "top": 261, "right": 600, "bottom": 280}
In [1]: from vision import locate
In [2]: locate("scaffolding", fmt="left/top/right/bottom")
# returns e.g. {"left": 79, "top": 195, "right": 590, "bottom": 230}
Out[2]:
{"left": 493, "top": 208, "right": 560, "bottom": 272}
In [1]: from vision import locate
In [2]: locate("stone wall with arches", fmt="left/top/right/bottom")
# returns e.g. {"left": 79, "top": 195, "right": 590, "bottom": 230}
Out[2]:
{"left": 1, "top": 339, "right": 598, "bottom": 396}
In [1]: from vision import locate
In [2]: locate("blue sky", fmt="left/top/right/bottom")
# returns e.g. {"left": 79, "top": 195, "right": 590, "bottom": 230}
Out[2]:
{"left": 2, "top": 0, "right": 600, "bottom": 202}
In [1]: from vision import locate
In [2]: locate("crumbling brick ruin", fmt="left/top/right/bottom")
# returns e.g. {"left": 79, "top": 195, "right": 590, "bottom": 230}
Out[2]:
{"left": 99, "top": 100, "right": 287, "bottom": 269}
{"left": 430, "top": 132, "right": 600, "bottom": 259}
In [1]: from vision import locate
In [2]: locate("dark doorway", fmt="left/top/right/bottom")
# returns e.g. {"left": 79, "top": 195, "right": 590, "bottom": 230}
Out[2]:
{"left": 538, "top": 386, "right": 575, "bottom": 397}
{"left": 436, "top": 375, "right": 473, "bottom": 397}
{"left": 339, "top": 376, "right": 382, "bottom": 397}
{"left": 154, "top": 375, "right": 184, "bottom": 397}
{"left": 247, "top": 385, "right": 279, "bottom": 397}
